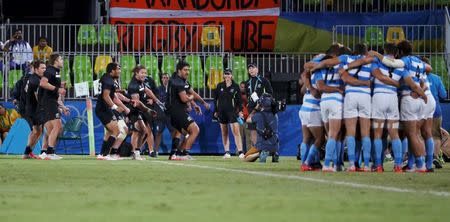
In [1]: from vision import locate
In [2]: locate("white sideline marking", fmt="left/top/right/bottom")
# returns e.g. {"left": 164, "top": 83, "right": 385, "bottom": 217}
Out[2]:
{"left": 154, "top": 161, "right": 450, "bottom": 198}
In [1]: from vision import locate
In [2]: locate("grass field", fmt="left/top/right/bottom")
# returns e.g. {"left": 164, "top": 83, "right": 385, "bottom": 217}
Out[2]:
{"left": 1, "top": 155, "right": 450, "bottom": 222}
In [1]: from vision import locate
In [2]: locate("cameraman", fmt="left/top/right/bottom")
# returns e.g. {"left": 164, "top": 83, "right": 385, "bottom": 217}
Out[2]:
{"left": 243, "top": 93, "right": 279, "bottom": 162}
{"left": 245, "top": 63, "right": 273, "bottom": 148}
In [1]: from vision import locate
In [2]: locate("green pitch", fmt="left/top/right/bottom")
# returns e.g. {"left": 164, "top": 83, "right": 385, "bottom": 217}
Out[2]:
{"left": 1, "top": 155, "right": 450, "bottom": 222}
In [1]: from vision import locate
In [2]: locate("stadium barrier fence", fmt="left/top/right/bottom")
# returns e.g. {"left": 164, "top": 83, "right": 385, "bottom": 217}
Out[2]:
{"left": 281, "top": 0, "right": 450, "bottom": 13}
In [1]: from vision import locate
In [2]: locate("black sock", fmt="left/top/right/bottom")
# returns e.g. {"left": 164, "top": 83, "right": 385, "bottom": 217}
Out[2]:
{"left": 41, "top": 150, "right": 47, "bottom": 154}
{"left": 24, "top": 146, "right": 32, "bottom": 155}
{"left": 106, "top": 136, "right": 116, "bottom": 155}
{"left": 47, "top": 147, "right": 55, "bottom": 154}
{"left": 181, "top": 149, "right": 189, "bottom": 156}
{"left": 170, "top": 138, "right": 180, "bottom": 155}
{"left": 100, "top": 140, "right": 108, "bottom": 156}
{"left": 238, "top": 151, "right": 244, "bottom": 155}
{"left": 225, "top": 151, "right": 230, "bottom": 154}
{"left": 110, "top": 148, "right": 118, "bottom": 155}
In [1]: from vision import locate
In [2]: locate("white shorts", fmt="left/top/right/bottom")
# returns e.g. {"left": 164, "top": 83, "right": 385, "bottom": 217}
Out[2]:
{"left": 420, "top": 93, "right": 436, "bottom": 120}
{"left": 371, "top": 93, "right": 399, "bottom": 120}
{"left": 320, "top": 100, "right": 343, "bottom": 123}
{"left": 400, "top": 95, "right": 423, "bottom": 121}
{"left": 344, "top": 93, "right": 371, "bottom": 119}
{"left": 299, "top": 110, "right": 323, "bottom": 127}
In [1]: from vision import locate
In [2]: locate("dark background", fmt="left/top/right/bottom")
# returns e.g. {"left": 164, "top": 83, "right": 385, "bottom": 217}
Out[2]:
{"left": 1, "top": 0, "right": 94, "bottom": 23}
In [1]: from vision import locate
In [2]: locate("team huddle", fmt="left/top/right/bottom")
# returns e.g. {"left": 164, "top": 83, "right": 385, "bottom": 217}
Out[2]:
{"left": 299, "top": 40, "right": 438, "bottom": 173}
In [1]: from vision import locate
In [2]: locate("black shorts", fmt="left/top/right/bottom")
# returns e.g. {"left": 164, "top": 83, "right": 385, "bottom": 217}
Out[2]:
{"left": 96, "top": 109, "right": 117, "bottom": 126}
{"left": 141, "top": 111, "right": 153, "bottom": 125}
{"left": 39, "top": 101, "right": 60, "bottom": 123}
{"left": 128, "top": 113, "right": 143, "bottom": 132}
{"left": 169, "top": 109, "right": 194, "bottom": 133}
{"left": 153, "top": 114, "right": 174, "bottom": 133}
{"left": 114, "top": 110, "right": 125, "bottom": 121}
{"left": 25, "top": 113, "right": 42, "bottom": 129}
{"left": 218, "top": 110, "right": 237, "bottom": 124}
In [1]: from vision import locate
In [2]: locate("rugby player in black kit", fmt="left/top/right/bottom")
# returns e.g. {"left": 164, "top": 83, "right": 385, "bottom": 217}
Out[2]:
{"left": 22, "top": 60, "right": 46, "bottom": 159}
{"left": 38, "top": 54, "right": 67, "bottom": 160}
{"left": 127, "top": 65, "right": 150, "bottom": 160}
{"left": 96, "top": 63, "right": 129, "bottom": 160}
{"left": 166, "top": 61, "right": 210, "bottom": 160}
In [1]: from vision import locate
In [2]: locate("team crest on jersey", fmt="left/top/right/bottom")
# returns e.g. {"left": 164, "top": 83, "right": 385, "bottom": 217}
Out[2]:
{"left": 187, "top": 116, "right": 193, "bottom": 121}
{"left": 184, "top": 85, "right": 189, "bottom": 89}
{"left": 230, "top": 88, "right": 234, "bottom": 93}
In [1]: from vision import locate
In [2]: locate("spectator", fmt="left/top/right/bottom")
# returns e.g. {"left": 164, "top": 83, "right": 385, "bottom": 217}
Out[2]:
{"left": 239, "top": 81, "right": 251, "bottom": 151}
{"left": 3, "top": 29, "right": 33, "bottom": 75}
{"left": 33, "top": 37, "right": 53, "bottom": 60}
{"left": 153, "top": 73, "right": 173, "bottom": 154}
{"left": 0, "top": 103, "right": 22, "bottom": 145}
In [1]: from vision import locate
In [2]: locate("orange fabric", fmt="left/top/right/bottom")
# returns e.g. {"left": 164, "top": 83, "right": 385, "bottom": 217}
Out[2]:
{"left": 241, "top": 93, "right": 249, "bottom": 119}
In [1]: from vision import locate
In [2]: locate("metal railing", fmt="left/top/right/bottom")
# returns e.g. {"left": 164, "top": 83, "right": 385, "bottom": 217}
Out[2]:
{"left": 333, "top": 24, "right": 445, "bottom": 53}
{"left": 1, "top": 23, "right": 224, "bottom": 55}
{"left": 281, "top": 0, "right": 450, "bottom": 13}
{"left": 231, "top": 52, "right": 318, "bottom": 76}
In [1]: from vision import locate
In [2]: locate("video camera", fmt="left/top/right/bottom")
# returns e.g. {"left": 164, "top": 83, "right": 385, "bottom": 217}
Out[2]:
{"left": 257, "top": 93, "right": 286, "bottom": 114}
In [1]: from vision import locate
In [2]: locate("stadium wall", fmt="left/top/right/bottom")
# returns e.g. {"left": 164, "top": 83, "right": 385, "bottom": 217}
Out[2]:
{"left": 1, "top": 101, "right": 450, "bottom": 155}
{"left": 275, "top": 10, "right": 446, "bottom": 52}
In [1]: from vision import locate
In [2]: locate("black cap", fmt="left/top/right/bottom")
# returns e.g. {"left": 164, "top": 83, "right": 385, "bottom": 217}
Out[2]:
{"left": 224, "top": 68, "right": 232, "bottom": 75}
{"left": 247, "top": 63, "right": 257, "bottom": 69}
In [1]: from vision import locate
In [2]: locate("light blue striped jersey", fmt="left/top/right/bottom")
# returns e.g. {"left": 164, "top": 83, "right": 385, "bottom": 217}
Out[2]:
{"left": 338, "top": 54, "right": 375, "bottom": 95}
{"left": 399, "top": 56, "right": 429, "bottom": 96}
{"left": 373, "top": 56, "right": 404, "bottom": 94}
{"left": 300, "top": 55, "right": 324, "bottom": 112}
{"left": 313, "top": 61, "right": 344, "bottom": 103}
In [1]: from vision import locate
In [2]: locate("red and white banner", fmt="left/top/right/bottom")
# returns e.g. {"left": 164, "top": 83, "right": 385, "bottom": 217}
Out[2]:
{"left": 110, "top": 0, "right": 280, "bottom": 52}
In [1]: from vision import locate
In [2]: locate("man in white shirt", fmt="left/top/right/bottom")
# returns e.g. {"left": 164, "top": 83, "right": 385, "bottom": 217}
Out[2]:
{"left": 3, "top": 29, "right": 33, "bottom": 75}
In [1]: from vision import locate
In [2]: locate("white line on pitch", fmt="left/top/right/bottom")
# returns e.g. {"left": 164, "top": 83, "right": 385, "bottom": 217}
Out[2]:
{"left": 153, "top": 160, "right": 450, "bottom": 198}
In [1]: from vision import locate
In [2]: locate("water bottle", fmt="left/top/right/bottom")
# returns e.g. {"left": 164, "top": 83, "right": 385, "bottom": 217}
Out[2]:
{"left": 237, "top": 116, "right": 244, "bottom": 125}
